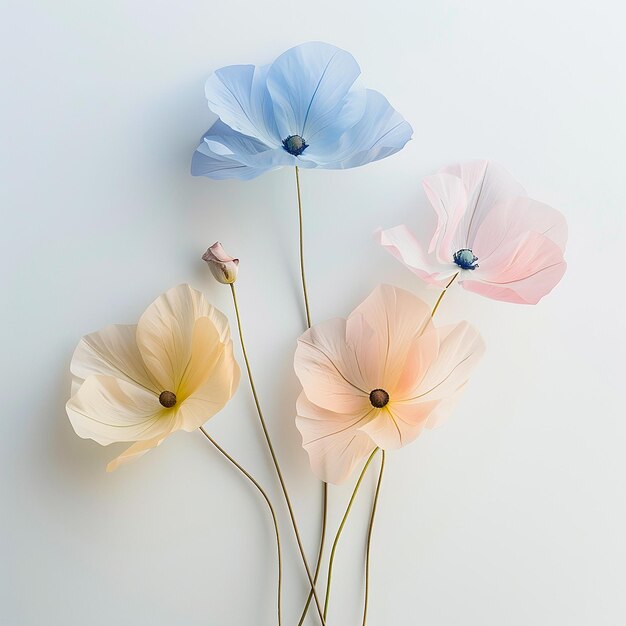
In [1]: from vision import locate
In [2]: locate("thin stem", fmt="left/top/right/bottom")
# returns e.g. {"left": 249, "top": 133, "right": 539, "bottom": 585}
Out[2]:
{"left": 297, "top": 482, "right": 327, "bottom": 626}
{"left": 294, "top": 165, "right": 329, "bottom": 626}
{"left": 362, "top": 450, "right": 386, "bottom": 626}
{"left": 323, "top": 448, "right": 380, "bottom": 620}
{"left": 198, "top": 426, "right": 282, "bottom": 626}
{"left": 229, "top": 283, "right": 327, "bottom": 626}
{"left": 295, "top": 166, "right": 312, "bottom": 329}
{"left": 430, "top": 272, "right": 459, "bottom": 318}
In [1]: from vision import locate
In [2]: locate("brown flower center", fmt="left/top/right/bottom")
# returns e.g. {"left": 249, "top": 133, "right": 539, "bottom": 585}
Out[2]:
{"left": 369, "top": 388, "right": 390, "bottom": 408}
{"left": 159, "top": 390, "right": 177, "bottom": 408}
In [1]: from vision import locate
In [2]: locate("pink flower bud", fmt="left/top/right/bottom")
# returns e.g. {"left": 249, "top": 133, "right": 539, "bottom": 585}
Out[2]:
{"left": 202, "top": 242, "right": 239, "bottom": 284}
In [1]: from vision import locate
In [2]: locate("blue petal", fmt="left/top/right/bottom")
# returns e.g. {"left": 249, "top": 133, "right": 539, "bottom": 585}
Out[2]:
{"left": 205, "top": 64, "right": 281, "bottom": 146}
{"left": 191, "top": 120, "right": 294, "bottom": 180}
{"left": 319, "top": 90, "right": 413, "bottom": 169}
{"left": 266, "top": 42, "right": 362, "bottom": 143}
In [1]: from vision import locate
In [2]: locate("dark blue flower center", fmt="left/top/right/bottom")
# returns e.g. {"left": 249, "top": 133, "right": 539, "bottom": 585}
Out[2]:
{"left": 282, "top": 135, "right": 308, "bottom": 156}
{"left": 453, "top": 249, "right": 479, "bottom": 270}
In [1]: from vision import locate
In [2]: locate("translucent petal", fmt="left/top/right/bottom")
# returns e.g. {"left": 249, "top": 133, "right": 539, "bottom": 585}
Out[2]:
{"left": 205, "top": 63, "right": 280, "bottom": 146}
{"left": 266, "top": 42, "right": 361, "bottom": 141}
{"left": 315, "top": 90, "right": 412, "bottom": 169}
{"left": 295, "top": 393, "right": 376, "bottom": 485}
{"left": 66, "top": 375, "right": 174, "bottom": 445}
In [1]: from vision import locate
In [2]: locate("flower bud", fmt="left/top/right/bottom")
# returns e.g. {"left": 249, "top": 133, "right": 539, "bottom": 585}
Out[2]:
{"left": 202, "top": 242, "right": 239, "bottom": 284}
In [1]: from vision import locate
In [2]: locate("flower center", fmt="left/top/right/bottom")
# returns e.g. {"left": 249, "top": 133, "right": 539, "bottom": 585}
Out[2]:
{"left": 453, "top": 248, "right": 479, "bottom": 270}
{"left": 282, "top": 135, "right": 308, "bottom": 156}
{"left": 369, "top": 388, "right": 390, "bottom": 409}
{"left": 159, "top": 390, "right": 177, "bottom": 408}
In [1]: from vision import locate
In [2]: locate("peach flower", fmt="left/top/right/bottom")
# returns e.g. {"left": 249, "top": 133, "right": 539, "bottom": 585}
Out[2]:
{"left": 294, "top": 284, "right": 484, "bottom": 484}
{"left": 380, "top": 160, "right": 568, "bottom": 304}
{"left": 66, "top": 284, "right": 240, "bottom": 471}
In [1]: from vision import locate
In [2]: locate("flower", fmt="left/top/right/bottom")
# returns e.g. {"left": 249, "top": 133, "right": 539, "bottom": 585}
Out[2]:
{"left": 66, "top": 284, "right": 240, "bottom": 471}
{"left": 379, "top": 160, "right": 568, "bottom": 304}
{"left": 294, "top": 284, "right": 484, "bottom": 484}
{"left": 191, "top": 42, "right": 413, "bottom": 180}
{"left": 202, "top": 242, "right": 239, "bottom": 284}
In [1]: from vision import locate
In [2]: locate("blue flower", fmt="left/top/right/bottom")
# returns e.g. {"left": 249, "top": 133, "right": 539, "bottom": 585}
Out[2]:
{"left": 191, "top": 42, "right": 413, "bottom": 180}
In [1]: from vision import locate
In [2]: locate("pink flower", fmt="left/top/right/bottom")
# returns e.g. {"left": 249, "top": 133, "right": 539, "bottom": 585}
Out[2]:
{"left": 202, "top": 242, "right": 239, "bottom": 284}
{"left": 294, "top": 285, "right": 484, "bottom": 484}
{"left": 380, "top": 160, "right": 568, "bottom": 304}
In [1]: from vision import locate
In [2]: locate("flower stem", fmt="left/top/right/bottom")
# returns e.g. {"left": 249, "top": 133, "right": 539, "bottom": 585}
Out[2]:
{"left": 293, "top": 165, "right": 329, "bottom": 626}
{"left": 229, "top": 283, "right": 327, "bottom": 626}
{"left": 362, "top": 450, "right": 386, "bottom": 626}
{"left": 296, "top": 482, "right": 327, "bottom": 626}
{"left": 323, "top": 448, "right": 380, "bottom": 620}
{"left": 430, "top": 272, "right": 459, "bottom": 318}
{"left": 295, "top": 166, "right": 312, "bottom": 329}
{"left": 198, "top": 426, "right": 282, "bottom": 626}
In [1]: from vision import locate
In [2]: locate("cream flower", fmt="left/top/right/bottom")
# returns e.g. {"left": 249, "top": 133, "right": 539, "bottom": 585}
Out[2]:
{"left": 294, "top": 285, "right": 484, "bottom": 484}
{"left": 66, "top": 284, "right": 240, "bottom": 471}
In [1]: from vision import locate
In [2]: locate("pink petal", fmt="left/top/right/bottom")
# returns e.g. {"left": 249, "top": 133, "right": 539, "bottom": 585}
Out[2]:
{"left": 441, "top": 161, "right": 526, "bottom": 246}
{"left": 471, "top": 196, "right": 568, "bottom": 261}
{"left": 422, "top": 171, "right": 468, "bottom": 261}
{"left": 464, "top": 231, "right": 566, "bottom": 304}
{"left": 295, "top": 318, "right": 370, "bottom": 414}
{"left": 378, "top": 225, "right": 455, "bottom": 286}
{"left": 295, "top": 393, "right": 376, "bottom": 485}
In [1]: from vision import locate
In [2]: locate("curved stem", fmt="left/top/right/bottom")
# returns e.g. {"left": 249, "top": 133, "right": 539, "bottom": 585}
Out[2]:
{"left": 323, "top": 448, "right": 380, "bottom": 620}
{"left": 430, "top": 272, "right": 459, "bottom": 318}
{"left": 229, "top": 283, "right": 327, "bottom": 626}
{"left": 297, "top": 482, "right": 327, "bottom": 626}
{"left": 295, "top": 166, "right": 312, "bottom": 329}
{"left": 362, "top": 450, "right": 386, "bottom": 626}
{"left": 198, "top": 426, "right": 282, "bottom": 626}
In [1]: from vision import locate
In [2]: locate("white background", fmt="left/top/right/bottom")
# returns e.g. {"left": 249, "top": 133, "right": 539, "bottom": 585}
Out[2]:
{"left": 2, "top": 1, "right": 625, "bottom": 625}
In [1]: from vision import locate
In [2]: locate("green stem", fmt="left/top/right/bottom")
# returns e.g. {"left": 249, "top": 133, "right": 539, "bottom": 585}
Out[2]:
{"left": 297, "top": 482, "right": 328, "bottom": 626}
{"left": 198, "top": 426, "right": 282, "bottom": 626}
{"left": 362, "top": 450, "right": 386, "bottom": 626}
{"left": 430, "top": 272, "right": 459, "bottom": 318}
{"left": 323, "top": 448, "right": 380, "bottom": 620}
{"left": 295, "top": 166, "right": 312, "bottom": 329}
{"left": 229, "top": 283, "right": 327, "bottom": 626}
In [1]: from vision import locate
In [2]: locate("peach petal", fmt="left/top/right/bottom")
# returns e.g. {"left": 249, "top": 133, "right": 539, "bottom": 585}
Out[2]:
{"left": 295, "top": 318, "right": 370, "bottom": 414}
{"left": 106, "top": 433, "right": 172, "bottom": 472}
{"left": 296, "top": 393, "right": 376, "bottom": 484}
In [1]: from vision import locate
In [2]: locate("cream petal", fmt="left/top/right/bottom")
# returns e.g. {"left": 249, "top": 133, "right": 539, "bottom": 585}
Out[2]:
{"left": 176, "top": 343, "right": 241, "bottom": 431}
{"left": 178, "top": 316, "right": 225, "bottom": 400}
{"left": 295, "top": 393, "right": 376, "bottom": 485}
{"left": 66, "top": 375, "right": 175, "bottom": 445}
{"left": 347, "top": 285, "right": 434, "bottom": 388}
{"left": 136, "top": 284, "right": 230, "bottom": 392}
{"left": 400, "top": 321, "right": 484, "bottom": 403}
{"left": 106, "top": 433, "right": 172, "bottom": 472}
{"left": 70, "top": 324, "right": 158, "bottom": 392}
{"left": 295, "top": 318, "right": 370, "bottom": 414}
